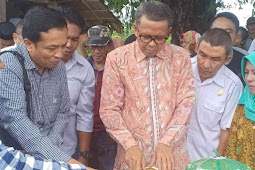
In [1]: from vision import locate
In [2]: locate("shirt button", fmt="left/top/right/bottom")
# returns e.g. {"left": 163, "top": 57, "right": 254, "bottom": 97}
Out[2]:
{"left": 39, "top": 127, "right": 43, "bottom": 131}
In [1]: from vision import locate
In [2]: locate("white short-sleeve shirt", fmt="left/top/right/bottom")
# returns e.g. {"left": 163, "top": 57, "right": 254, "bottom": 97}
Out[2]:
{"left": 187, "top": 57, "right": 243, "bottom": 161}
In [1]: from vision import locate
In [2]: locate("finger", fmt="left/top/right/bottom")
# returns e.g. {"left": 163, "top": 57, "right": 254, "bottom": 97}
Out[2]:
{"left": 130, "top": 160, "right": 135, "bottom": 170}
{"left": 162, "top": 157, "right": 168, "bottom": 170}
{"left": 127, "top": 159, "right": 133, "bottom": 169}
{"left": 157, "top": 155, "right": 162, "bottom": 170}
{"left": 171, "top": 156, "right": 174, "bottom": 170}
{"left": 167, "top": 156, "right": 172, "bottom": 170}
{"left": 142, "top": 156, "right": 146, "bottom": 170}
{"left": 135, "top": 157, "right": 141, "bottom": 170}
{"left": 148, "top": 152, "right": 156, "bottom": 167}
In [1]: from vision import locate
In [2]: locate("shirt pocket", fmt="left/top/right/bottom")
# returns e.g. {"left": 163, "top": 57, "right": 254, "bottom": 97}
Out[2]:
{"left": 200, "top": 102, "right": 225, "bottom": 128}
{"left": 47, "top": 97, "right": 62, "bottom": 122}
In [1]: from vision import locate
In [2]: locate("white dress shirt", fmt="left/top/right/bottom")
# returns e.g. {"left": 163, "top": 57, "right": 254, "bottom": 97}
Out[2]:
{"left": 1, "top": 44, "right": 17, "bottom": 52}
{"left": 187, "top": 57, "right": 243, "bottom": 161}
{"left": 60, "top": 51, "right": 95, "bottom": 156}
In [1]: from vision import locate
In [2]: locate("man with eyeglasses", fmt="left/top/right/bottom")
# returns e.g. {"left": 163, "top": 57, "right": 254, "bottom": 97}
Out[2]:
{"left": 99, "top": 1, "right": 195, "bottom": 170}
{"left": 86, "top": 25, "right": 117, "bottom": 170}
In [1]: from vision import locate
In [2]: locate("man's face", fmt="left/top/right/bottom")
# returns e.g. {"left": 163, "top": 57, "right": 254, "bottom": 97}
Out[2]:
{"left": 62, "top": 22, "right": 81, "bottom": 63}
{"left": 197, "top": 41, "right": 231, "bottom": 82}
{"left": 0, "top": 38, "right": 14, "bottom": 50}
{"left": 247, "top": 23, "right": 255, "bottom": 35}
{"left": 90, "top": 44, "right": 110, "bottom": 64}
{"left": 25, "top": 27, "right": 68, "bottom": 71}
{"left": 211, "top": 17, "right": 237, "bottom": 45}
{"left": 134, "top": 15, "right": 171, "bottom": 57}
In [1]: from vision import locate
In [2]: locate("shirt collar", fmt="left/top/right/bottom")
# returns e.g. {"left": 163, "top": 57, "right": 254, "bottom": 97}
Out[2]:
{"left": 134, "top": 40, "right": 169, "bottom": 63}
{"left": 16, "top": 43, "right": 36, "bottom": 70}
{"left": 193, "top": 56, "right": 225, "bottom": 87}
{"left": 65, "top": 50, "right": 88, "bottom": 71}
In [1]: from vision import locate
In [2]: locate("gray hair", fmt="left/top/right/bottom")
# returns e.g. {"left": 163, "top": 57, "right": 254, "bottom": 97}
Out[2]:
{"left": 135, "top": 1, "right": 173, "bottom": 27}
{"left": 199, "top": 28, "right": 233, "bottom": 57}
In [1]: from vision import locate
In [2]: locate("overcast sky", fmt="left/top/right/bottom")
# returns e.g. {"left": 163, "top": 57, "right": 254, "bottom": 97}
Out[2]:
{"left": 218, "top": 0, "right": 254, "bottom": 27}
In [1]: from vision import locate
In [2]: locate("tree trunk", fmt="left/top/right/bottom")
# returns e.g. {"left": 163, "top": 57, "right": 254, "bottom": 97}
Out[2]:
{"left": 0, "top": 0, "right": 6, "bottom": 22}
{"left": 162, "top": 0, "right": 217, "bottom": 45}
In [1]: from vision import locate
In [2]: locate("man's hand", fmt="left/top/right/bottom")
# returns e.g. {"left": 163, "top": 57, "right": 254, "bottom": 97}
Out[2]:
{"left": 77, "top": 156, "right": 88, "bottom": 166}
{"left": 148, "top": 143, "right": 174, "bottom": 170}
{"left": 67, "top": 158, "right": 83, "bottom": 164}
{"left": 125, "top": 145, "right": 146, "bottom": 170}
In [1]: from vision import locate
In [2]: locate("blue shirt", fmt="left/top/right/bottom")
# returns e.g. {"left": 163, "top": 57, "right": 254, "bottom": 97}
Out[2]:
{"left": 0, "top": 43, "right": 71, "bottom": 162}
{"left": 60, "top": 51, "right": 95, "bottom": 156}
{"left": 0, "top": 140, "right": 87, "bottom": 170}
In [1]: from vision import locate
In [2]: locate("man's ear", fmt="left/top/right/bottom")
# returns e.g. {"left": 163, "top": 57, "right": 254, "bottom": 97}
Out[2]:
{"left": 225, "top": 54, "right": 233, "bottom": 65}
{"left": 133, "top": 23, "right": 138, "bottom": 38}
{"left": 12, "top": 33, "right": 18, "bottom": 44}
{"left": 24, "top": 38, "right": 34, "bottom": 53}
{"left": 168, "top": 27, "right": 172, "bottom": 34}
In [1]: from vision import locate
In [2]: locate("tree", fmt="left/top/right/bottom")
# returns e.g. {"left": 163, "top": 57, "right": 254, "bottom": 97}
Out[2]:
{"left": 104, "top": 0, "right": 254, "bottom": 44}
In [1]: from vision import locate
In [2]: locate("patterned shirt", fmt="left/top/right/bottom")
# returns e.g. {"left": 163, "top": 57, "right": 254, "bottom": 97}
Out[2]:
{"left": 0, "top": 43, "right": 71, "bottom": 162}
{"left": 0, "top": 140, "right": 87, "bottom": 170}
{"left": 60, "top": 51, "right": 95, "bottom": 156}
{"left": 100, "top": 41, "right": 195, "bottom": 170}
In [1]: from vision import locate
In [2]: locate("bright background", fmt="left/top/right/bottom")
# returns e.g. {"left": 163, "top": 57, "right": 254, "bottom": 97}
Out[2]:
{"left": 218, "top": 0, "right": 254, "bottom": 27}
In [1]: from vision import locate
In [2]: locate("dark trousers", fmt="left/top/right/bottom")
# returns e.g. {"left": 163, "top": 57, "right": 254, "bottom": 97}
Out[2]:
{"left": 89, "top": 131, "right": 117, "bottom": 170}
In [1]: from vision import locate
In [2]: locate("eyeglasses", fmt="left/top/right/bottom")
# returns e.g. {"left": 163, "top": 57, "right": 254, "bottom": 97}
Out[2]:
{"left": 138, "top": 29, "right": 168, "bottom": 44}
{"left": 90, "top": 46, "right": 106, "bottom": 51}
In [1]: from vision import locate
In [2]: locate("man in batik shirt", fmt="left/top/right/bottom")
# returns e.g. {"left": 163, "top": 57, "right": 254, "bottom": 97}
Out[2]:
{"left": 99, "top": 1, "right": 195, "bottom": 170}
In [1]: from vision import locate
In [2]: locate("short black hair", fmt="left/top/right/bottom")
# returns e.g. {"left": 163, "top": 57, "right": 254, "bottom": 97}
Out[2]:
{"left": 238, "top": 26, "right": 248, "bottom": 44}
{"left": 211, "top": 12, "right": 239, "bottom": 33}
{"left": 0, "top": 22, "right": 15, "bottom": 40}
{"left": 135, "top": 1, "right": 173, "bottom": 27}
{"left": 199, "top": 28, "right": 232, "bottom": 57}
{"left": 22, "top": 6, "right": 67, "bottom": 43}
{"left": 55, "top": 6, "right": 85, "bottom": 33}
{"left": 124, "top": 34, "right": 136, "bottom": 45}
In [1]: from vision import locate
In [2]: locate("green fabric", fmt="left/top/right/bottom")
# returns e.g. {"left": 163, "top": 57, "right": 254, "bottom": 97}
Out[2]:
{"left": 238, "top": 52, "right": 255, "bottom": 122}
{"left": 185, "top": 157, "right": 251, "bottom": 170}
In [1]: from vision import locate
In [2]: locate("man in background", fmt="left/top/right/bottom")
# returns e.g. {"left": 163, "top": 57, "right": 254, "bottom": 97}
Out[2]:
{"left": 56, "top": 6, "right": 95, "bottom": 166}
{"left": 211, "top": 12, "right": 245, "bottom": 84}
{"left": 244, "top": 17, "right": 255, "bottom": 51}
{"left": 87, "top": 25, "right": 117, "bottom": 170}
{"left": 1, "top": 20, "right": 24, "bottom": 52}
{"left": 0, "top": 22, "right": 15, "bottom": 50}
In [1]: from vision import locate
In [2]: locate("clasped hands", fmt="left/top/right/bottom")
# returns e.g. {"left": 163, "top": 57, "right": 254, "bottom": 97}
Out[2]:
{"left": 125, "top": 144, "right": 174, "bottom": 170}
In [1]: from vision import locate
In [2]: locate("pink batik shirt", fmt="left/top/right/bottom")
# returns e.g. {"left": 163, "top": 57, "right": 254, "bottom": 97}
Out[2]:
{"left": 100, "top": 41, "right": 195, "bottom": 170}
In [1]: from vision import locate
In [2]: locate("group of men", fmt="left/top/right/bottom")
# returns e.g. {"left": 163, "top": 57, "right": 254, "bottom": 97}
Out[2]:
{"left": 0, "top": 1, "right": 252, "bottom": 170}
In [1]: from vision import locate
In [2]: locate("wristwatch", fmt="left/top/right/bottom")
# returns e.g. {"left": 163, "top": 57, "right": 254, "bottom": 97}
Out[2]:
{"left": 78, "top": 151, "right": 93, "bottom": 160}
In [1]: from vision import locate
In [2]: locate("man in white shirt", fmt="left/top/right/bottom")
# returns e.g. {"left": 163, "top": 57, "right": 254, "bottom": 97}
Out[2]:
{"left": 56, "top": 7, "right": 95, "bottom": 165}
{"left": 187, "top": 28, "right": 243, "bottom": 161}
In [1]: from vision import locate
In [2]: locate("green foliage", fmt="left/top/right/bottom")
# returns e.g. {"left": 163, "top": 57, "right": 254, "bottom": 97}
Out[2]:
{"left": 111, "top": 27, "right": 134, "bottom": 40}
{"left": 104, "top": 0, "right": 161, "bottom": 28}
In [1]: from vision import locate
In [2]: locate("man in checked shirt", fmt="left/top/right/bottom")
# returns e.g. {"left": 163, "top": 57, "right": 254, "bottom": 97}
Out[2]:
{"left": 0, "top": 6, "right": 84, "bottom": 165}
